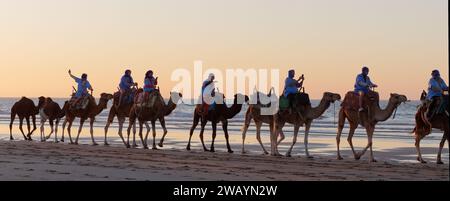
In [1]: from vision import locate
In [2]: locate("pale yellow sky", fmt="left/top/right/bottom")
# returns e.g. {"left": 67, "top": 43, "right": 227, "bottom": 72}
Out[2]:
{"left": 0, "top": 0, "right": 448, "bottom": 100}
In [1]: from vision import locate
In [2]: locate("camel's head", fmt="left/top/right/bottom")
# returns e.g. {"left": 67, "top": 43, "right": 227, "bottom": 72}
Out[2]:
{"left": 99, "top": 93, "right": 114, "bottom": 107}
{"left": 37, "top": 96, "right": 46, "bottom": 108}
{"left": 420, "top": 90, "right": 427, "bottom": 102}
{"left": 169, "top": 92, "right": 183, "bottom": 103}
{"left": 389, "top": 93, "right": 408, "bottom": 105}
{"left": 323, "top": 92, "right": 341, "bottom": 103}
{"left": 234, "top": 93, "right": 249, "bottom": 105}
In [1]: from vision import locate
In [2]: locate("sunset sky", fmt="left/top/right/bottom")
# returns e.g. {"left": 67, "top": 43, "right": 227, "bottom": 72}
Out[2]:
{"left": 0, "top": 0, "right": 447, "bottom": 100}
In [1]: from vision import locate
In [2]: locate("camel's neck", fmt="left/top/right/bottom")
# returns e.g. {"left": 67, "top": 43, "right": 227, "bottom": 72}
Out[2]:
{"left": 164, "top": 98, "right": 178, "bottom": 116}
{"left": 225, "top": 100, "right": 244, "bottom": 119}
{"left": 93, "top": 100, "right": 108, "bottom": 116}
{"left": 372, "top": 100, "right": 398, "bottom": 122}
{"left": 306, "top": 97, "right": 332, "bottom": 119}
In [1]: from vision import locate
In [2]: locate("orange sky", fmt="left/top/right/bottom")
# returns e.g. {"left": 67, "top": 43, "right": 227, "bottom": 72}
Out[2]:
{"left": 0, "top": 0, "right": 448, "bottom": 100}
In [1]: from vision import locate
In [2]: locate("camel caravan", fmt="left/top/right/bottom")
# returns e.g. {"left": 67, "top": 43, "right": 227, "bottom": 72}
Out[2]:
{"left": 8, "top": 67, "right": 449, "bottom": 164}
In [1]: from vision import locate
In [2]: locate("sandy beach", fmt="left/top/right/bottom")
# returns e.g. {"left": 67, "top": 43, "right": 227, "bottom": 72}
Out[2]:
{"left": 0, "top": 139, "right": 448, "bottom": 181}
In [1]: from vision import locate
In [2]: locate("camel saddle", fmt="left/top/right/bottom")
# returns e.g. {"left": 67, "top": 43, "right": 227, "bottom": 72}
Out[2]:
{"left": 69, "top": 95, "right": 91, "bottom": 110}
{"left": 418, "top": 95, "right": 449, "bottom": 119}
{"left": 115, "top": 88, "right": 136, "bottom": 107}
{"left": 341, "top": 91, "right": 379, "bottom": 111}
{"left": 135, "top": 91, "right": 164, "bottom": 108}
{"left": 279, "top": 92, "right": 310, "bottom": 111}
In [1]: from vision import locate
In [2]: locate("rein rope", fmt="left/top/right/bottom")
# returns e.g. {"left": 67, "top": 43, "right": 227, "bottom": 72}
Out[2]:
{"left": 333, "top": 102, "right": 336, "bottom": 125}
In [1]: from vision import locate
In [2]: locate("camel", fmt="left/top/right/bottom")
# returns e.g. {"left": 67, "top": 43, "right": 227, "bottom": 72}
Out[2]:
{"left": 187, "top": 93, "right": 249, "bottom": 153}
{"left": 62, "top": 93, "right": 114, "bottom": 145}
{"left": 38, "top": 97, "right": 67, "bottom": 142}
{"left": 104, "top": 89, "right": 140, "bottom": 146}
{"left": 241, "top": 88, "right": 277, "bottom": 154}
{"left": 126, "top": 90, "right": 167, "bottom": 149}
{"left": 271, "top": 92, "right": 341, "bottom": 157}
{"left": 336, "top": 92, "right": 408, "bottom": 162}
{"left": 9, "top": 97, "right": 39, "bottom": 140}
{"left": 106, "top": 91, "right": 182, "bottom": 148}
{"left": 413, "top": 91, "right": 449, "bottom": 164}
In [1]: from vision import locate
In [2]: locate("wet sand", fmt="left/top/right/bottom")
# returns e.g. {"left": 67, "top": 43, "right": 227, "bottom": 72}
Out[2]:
{"left": 0, "top": 139, "right": 448, "bottom": 181}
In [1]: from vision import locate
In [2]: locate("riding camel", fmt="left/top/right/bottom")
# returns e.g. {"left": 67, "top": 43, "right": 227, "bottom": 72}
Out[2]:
{"left": 107, "top": 91, "right": 182, "bottom": 148}
{"left": 9, "top": 97, "right": 39, "bottom": 140}
{"left": 241, "top": 88, "right": 277, "bottom": 154}
{"left": 271, "top": 92, "right": 341, "bottom": 157}
{"left": 413, "top": 91, "right": 449, "bottom": 164}
{"left": 187, "top": 93, "right": 249, "bottom": 153}
{"left": 126, "top": 90, "right": 166, "bottom": 149}
{"left": 38, "top": 97, "right": 67, "bottom": 142}
{"left": 336, "top": 91, "right": 407, "bottom": 162}
{"left": 62, "top": 93, "right": 114, "bottom": 145}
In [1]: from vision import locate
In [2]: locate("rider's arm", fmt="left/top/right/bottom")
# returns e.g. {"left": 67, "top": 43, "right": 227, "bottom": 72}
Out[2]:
{"left": 202, "top": 80, "right": 213, "bottom": 89}
{"left": 68, "top": 71, "right": 79, "bottom": 81}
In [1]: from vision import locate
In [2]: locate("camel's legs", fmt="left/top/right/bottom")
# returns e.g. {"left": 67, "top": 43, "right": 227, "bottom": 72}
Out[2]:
{"left": 286, "top": 124, "right": 300, "bottom": 157}
{"left": 255, "top": 121, "right": 268, "bottom": 154}
{"left": 18, "top": 117, "right": 27, "bottom": 140}
{"left": 54, "top": 118, "right": 60, "bottom": 143}
{"left": 40, "top": 117, "right": 46, "bottom": 142}
{"left": 104, "top": 108, "right": 116, "bottom": 145}
{"left": 222, "top": 120, "right": 233, "bottom": 153}
{"left": 304, "top": 121, "right": 313, "bottom": 158}
{"left": 67, "top": 119, "right": 74, "bottom": 144}
{"left": 74, "top": 118, "right": 86, "bottom": 145}
{"left": 187, "top": 114, "right": 200, "bottom": 150}
{"left": 132, "top": 122, "right": 137, "bottom": 146}
{"left": 268, "top": 122, "right": 274, "bottom": 155}
{"left": 9, "top": 112, "right": 16, "bottom": 140}
{"left": 47, "top": 119, "right": 54, "bottom": 141}
{"left": 437, "top": 131, "right": 448, "bottom": 164}
{"left": 104, "top": 121, "right": 112, "bottom": 146}
{"left": 210, "top": 121, "right": 217, "bottom": 152}
{"left": 414, "top": 134, "right": 426, "bottom": 163}
{"left": 31, "top": 115, "right": 37, "bottom": 135}
{"left": 241, "top": 110, "right": 252, "bottom": 154}
{"left": 270, "top": 117, "right": 282, "bottom": 156}
{"left": 117, "top": 117, "right": 127, "bottom": 147}
{"left": 126, "top": 117, "right": 134, "bottom": 148}
{"left": 132, "top": 125, "right": 138, "bottom": 148}
{"left": 199, "top": 120, "right": 208, "bottom": 152}
{"left": 347, "top": 124, "right": 358, "bottom": 159}
{"left": 144, "top": 121, "right": 151, "bottom": 148}
{"left": 138, "top": 121, "right": 147, "bottom": 149}
{"left": 30, "top": 115, "right": 37, "bottom": 135}
{"left": 277, "top": 130, "right": 285, "bottom": 146}
{"left": 61, "top": 119, "right": 68, "bottom": 142}
{"left": 336, "top": 109, "right": 345, "bottom": 160}
{"left": 89, "top": 118, "right": 98, "bottom": 145}
{"left": 151, "top": 120, "right": 157, "bottom": 150}
{"left": 25, "top": 116, "right": 32, "bottom": 140}
{"left": 158, "top": 117, "right": 168, "bottom": 147}
{"left": 358, "top": 126, "right": 376, "bottom": 162}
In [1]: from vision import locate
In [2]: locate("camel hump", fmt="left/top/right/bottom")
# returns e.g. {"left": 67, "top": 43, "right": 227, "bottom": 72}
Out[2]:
{"left": 341, "top": 92, "right": 359, "bottom": 109}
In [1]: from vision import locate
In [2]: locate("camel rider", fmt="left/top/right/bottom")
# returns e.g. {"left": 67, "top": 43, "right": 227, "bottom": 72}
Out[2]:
{"left": 283, "top": 69, "right": 304, "bottom": 113}
{"left": 425, "top": 69, "right": 448, "bottom": 124}
{"left": 68, "top": 69, "right": 93, "bottom": 106}
{"left": 354, "top": 66, "right": 378, "bottom": 111}
{"left": 117, "top": 69, "right": 137, "bottom": 107}
{"left": 200, "top": 73, "right": 216, "bottom": 115}
{"left": 143, "top": 70, "right": 158, "bottom": 102}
